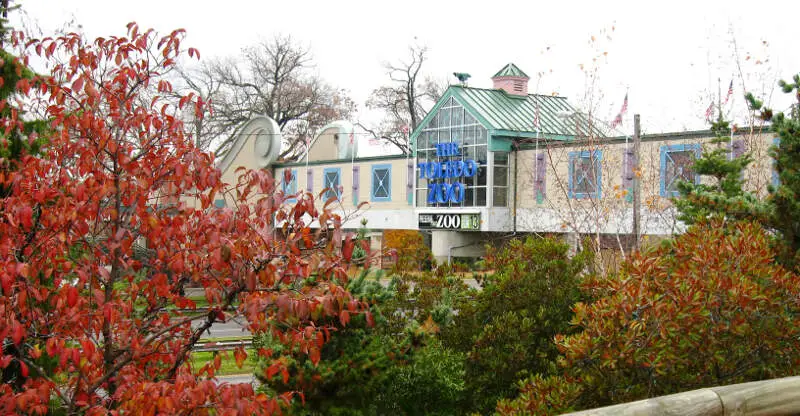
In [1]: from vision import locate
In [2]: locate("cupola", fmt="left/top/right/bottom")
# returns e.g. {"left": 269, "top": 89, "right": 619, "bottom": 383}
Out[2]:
{"left": 491, "top": 63, "right": 529, "bottom": 96}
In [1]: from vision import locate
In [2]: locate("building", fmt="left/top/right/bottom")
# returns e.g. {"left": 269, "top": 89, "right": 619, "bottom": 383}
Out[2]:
{"left": 216, "top": 63, "right": 776, "bottom": 264}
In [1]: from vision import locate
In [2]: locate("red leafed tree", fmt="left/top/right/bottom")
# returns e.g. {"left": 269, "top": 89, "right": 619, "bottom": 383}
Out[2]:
{"left": 0, "top": 23, "right": 368, "bottom": 414}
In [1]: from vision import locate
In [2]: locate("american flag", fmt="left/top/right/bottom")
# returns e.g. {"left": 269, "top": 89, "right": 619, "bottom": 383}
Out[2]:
{"left": 610, "top": 93, "right": 628, "bottom": 129}
{"left": 349, "top": 131, "right": 354, "bottom": 144}
{"left": 723, "top": 80, "right": 734, "bottom": 105}
{"left": 402, "top": 125, "right": 409, "bottom": 135}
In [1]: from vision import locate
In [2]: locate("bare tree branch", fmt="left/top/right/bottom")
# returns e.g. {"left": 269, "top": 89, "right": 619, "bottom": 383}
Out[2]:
{"left": 173, "top": 35, "right": 354, "bottom": 160}
{"left": 365, "top": 43, "right": 444, "bottom": 154}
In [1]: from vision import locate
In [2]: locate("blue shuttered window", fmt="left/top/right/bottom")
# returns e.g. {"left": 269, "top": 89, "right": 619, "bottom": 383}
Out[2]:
{"left": 568, "top": 150, "right": 602, "bottom": 199}
{"left": 371, "top": 164, "right": 392, "bottom": 202}
{"left": 282, "top": 169, "right": 298, "bottom": 203}
{"left": 659, "top": 144, "right": 701, "bottom": 197}
{"left": 323, "top": 167, "right": 342, "bottom": 201}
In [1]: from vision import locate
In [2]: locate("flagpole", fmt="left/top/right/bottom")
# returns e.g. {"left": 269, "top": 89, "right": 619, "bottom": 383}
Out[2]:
{"left": 728, "top": 80, "right": 734, "bottom": 161}
{"left": 351, "top": 126, "right": 355, "bottom": 170}
{"left": 405, "top": 126, "right": 410, "bottom": 206}
{"left": 717, "top": 77, "right": 722, "bottom": 122}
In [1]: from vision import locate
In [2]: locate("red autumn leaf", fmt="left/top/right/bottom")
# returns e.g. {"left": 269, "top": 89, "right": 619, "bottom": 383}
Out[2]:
{"left": 66, "top": 286, "right": 78, "bottom": 307}
{"left": 19, "top": 361, "right": 28, "bottom": 378}
{"left": 233, "top": 346, "right": 247, "bottom": 369}
{"left": 309, "top": 347, "right": 320, "bottom": 366}
{"left": 339, "top": 310, "right": 350, "bottom": 327}
{"left": 11, "top": 322, "right": 24, "bottom": 345}
{"left": 342, "top": 235, "right": 354, "bottom": 262}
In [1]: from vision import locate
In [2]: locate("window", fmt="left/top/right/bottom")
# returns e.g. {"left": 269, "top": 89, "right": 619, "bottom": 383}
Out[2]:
{"left": 371, "top": 164, "right": 392, "bottom": 202}
{"left": 492, "top": 152, "right": 509, "bottom": 207}
{"left": 568, "top": 150, "right": 602, "bottom": 199}
{"left": 213, "top": 199, "right": 226, "bottom": 208}
{"left": 281, "top": 169, "right": 298, "bottom": 202}
{"left": 415, "top": 96, "right": 488, "bottom": 207}
{"left": 323, "top": 167, "right": 341, "bottom": 201}
{"left": 660, "top": 144, "right": 701, "bottom": 197}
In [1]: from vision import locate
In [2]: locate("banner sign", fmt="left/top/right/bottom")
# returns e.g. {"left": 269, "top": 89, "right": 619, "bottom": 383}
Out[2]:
{"left": 418, "top": 142, "right": 476, "bottom": 204}
{"left": 418, "top": 213, "right": 480, "bottom": 230}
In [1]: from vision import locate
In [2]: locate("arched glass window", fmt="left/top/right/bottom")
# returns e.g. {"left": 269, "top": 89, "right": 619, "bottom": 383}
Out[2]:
{"left": 415, "top": 97, "right": 488, "bottom": 207}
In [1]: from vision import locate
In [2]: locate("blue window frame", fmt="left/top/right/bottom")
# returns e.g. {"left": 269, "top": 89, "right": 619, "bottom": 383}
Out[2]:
{"left": 282, "top": 169, "right": 298, "bottom": 202}
{"left": 568, "top": 150, "right": 602, "bottom": 199}
{"left": 371, "top": 164, "right": 392, "bottom": 202}
{"left": 659, "top": 144, "right": 701, "bottom": 197}
{"left": 323, "top": 167, "right": 342, "bottom": 201}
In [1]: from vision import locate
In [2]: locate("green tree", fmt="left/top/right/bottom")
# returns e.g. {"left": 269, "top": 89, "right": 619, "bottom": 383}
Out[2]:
{"left": 444, "top": 237, "right": 590, "bottom": 414}
{"left": 747, "top": 73, "right": 800, "bottom": 268}
{"left": 499, "top": 220, "right": 800, "bottom": 414}
{"left": 254, "top": 270, "right": 466, "bottom": 415}
{"left": 674, "top": 116, "right": 768, "bottom": 225}
{"left": 0, "top": 0, "right": 47, "bottom": 193}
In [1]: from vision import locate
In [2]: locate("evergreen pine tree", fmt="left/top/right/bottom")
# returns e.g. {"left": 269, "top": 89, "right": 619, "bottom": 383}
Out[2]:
{"left": 674, "top": 112, "right": 769, "bottom": 226}
{"left": 747, "top": 73, "right": 800, "bottom": 269}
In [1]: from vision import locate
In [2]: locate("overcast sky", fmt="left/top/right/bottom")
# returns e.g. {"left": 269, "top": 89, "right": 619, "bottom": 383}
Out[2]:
{"left": 13, "top": 0, "right": 800, "bottom": 140}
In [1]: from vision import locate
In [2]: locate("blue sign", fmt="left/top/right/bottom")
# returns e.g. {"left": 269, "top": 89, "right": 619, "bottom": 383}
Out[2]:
{"left": 418, "top": 142, "right": 477, "bottom": 204}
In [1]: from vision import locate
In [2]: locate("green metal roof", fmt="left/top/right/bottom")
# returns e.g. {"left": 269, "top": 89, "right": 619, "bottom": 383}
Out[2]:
{"left": 446, "top": 85, "right": 605, "bottom": 139}
{"left": 492, "top": 63, "right": 528, "bottom": 78}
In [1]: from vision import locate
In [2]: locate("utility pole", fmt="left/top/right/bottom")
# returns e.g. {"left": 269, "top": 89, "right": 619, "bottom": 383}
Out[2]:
{"left": 632, "top": 114, "right": 641, "bottom": 250}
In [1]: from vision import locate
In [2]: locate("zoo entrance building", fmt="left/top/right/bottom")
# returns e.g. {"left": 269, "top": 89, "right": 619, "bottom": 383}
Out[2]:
{"left": 215, "top": 64, "right": 777, "bottom": 264}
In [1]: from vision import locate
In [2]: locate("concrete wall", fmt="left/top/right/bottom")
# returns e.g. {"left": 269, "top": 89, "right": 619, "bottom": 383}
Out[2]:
{"left": 430, "top": 230, "right": 488, "bottom": 263}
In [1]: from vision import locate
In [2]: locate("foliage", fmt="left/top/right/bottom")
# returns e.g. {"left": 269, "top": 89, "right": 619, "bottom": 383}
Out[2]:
{"left": 384, "top": 268, "right": 474, "bottom": 338}
{"left": 747, "top": 73, "right": 800, "bottom": 269}
{"left": 444, "top": 237, "right": 590, "bottom": 413}
{"left": 502, "top": 220, "right": 800, "bottom": 414}
{"left": 175, "top": 35, "right": 355, "bottom": 158}
{"left": 0, "top": 1, "right": 47, "bottom": 183}
{"left": 373, "top": 339, "right": 465, "bottom": 416}
{"left": 496, "top": 374, "right": 583, "bottom": 416}
{"left": 0, "top": 1, "right": 52, "bottom": 391}
{"left": 255, "top": 269, "right": 467, "bottom": 415}
{"left": 0, "top": 23, "right": 365, "bottom": 414}
{"left": 383, "top": 229, "right": 433, "bottom": 272}
{"left": 674, "top": 116, "right": 769, "bottom": 225}
{"left": 253, "top": 270, "right": 396, "bottom": 413}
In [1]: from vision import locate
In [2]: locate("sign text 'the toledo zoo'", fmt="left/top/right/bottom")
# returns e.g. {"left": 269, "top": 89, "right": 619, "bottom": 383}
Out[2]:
{"left": 418, "top": 142, "right": 477, "bottom": 204}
